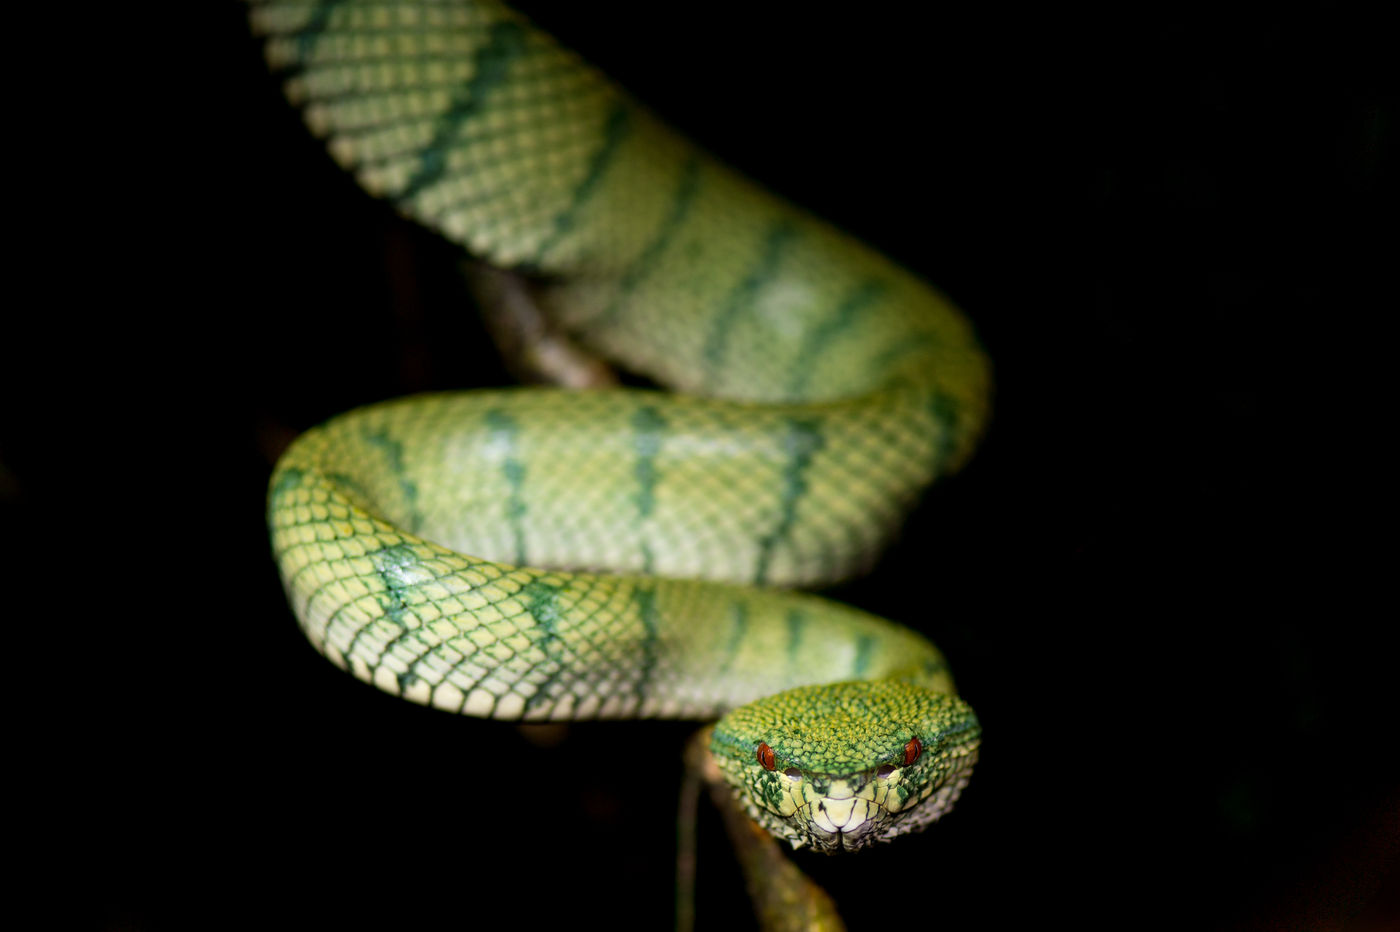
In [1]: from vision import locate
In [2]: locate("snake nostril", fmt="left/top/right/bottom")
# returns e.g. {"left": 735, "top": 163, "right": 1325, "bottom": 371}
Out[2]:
{"left": 877, "top": 764, "right": 896, "bottom": 779}
{"left": 784, "top": 767, "right": 802, "bottom": 780}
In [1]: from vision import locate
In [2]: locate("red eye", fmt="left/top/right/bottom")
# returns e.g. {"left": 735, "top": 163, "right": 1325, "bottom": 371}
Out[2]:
{"left": 756, "top": 742, "right": 776, "bottom": 771}
{"left": 903, "top": 736, "right": 922, "bottom": 767}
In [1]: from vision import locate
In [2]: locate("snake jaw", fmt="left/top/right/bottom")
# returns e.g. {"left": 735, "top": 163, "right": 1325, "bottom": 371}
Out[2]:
{"left": 744, "top": 765, "right": 942, "bottom": 853}
{"left": 711, "top": 684, "right": 982, "bottom": 853}
{"left": 718, "top": 764, "right": 912, "bottom": 852}
{"left": 792, "top": 778, "right": 884, "bottom": 851}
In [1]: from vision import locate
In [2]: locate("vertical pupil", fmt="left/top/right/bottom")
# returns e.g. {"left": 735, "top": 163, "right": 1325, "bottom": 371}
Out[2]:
{"left": 756, "top": 742, "right": 776, "bottom": 770}
{"left": 904, "top": 736, "right": 922, "bottom": 766}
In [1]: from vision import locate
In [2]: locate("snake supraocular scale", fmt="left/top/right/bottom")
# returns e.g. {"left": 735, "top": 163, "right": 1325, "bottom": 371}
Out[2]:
{"left": 257, "top": 0, "right": 989, "bottom": 855}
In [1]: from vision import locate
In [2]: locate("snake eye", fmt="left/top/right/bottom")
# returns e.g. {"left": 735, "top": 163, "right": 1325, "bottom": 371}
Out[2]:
{"left": 903, "top": 736, "right": 923, "bottom": 767}
{"left": 756, "top": 742, "right": 776, "bottom": 771}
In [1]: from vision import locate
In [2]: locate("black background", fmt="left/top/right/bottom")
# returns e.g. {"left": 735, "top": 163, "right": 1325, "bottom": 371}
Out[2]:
{"left": 10, "top": 3, "right": 1393, "bottom": 929}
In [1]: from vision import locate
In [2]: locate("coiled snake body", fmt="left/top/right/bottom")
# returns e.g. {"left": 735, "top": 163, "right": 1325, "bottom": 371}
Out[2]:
{"left": 258, "top": 0, "right": 988, "bottom": 864}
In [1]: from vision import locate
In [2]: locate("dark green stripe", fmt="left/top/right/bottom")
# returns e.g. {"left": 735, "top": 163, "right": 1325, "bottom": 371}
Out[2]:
{"left": 484, "top": 408, "right": 528, "bottom": 564}
{"left": 287, "top": 539, "right": 459, "bottom": 690}
{"left": 785, "top": 278, "right": 887, "bottom": 396}
{"left": 703, "top": 221, "right": 797, "bottom": 385}
{"left": 632, "top": 585, "right": 660, "bottom": 705}
{"left": 927, "top": 390, "right": 962, "bottom": 474}
{"left": 395, "top": 21, "right": 527, "bottom": 203}
{"left": 363, "top": 427, "right": 421, "bottom": 529}
{"left": 527, "top": 102, "right": 633, "bottom": 265}
{"left": 631, "top": 404, "right": 666, "bottom": 518}
{"left": 336, "top": 79, "right": 590, "bottom": 177}
{"left": 784, "top": 609, "right": 807, "bottom": 666}
{"left": 867, "top": 332, "right": 935, "bottom": 380}
{"left": 852, "top": 634, "right": 875, "bottom": 678}
{"left": 368, "top": 544, "right": 419, "bottom": 627}
{"left": 717, "top": 600, "right": 750, "bottom": 676}
{"left": 341, "top": 543, "right": 419, "bottom": 670}
{"left": 587, "top": 155, "right": 703, "bottom": 329}
{"left": 302, "top": 573, "right": 440, "bottom": 693}
{"left": 520, "top": 578, "right": 567, "bottom": 712}
{"left": 753, "top": 418, "right": 825, "bottom": 585}
{"left": 520, "top": 579, "right": 564, "bottom": 639}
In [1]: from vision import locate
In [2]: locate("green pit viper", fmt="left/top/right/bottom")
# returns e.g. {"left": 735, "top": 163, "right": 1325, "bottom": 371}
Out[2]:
{"left": 257, "top": 0, "right": 989, "bottom": 904}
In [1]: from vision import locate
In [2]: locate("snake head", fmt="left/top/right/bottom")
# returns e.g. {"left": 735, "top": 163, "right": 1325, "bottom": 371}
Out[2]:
{"left": 709, "top": 680, "right": 979, "bottom": 852}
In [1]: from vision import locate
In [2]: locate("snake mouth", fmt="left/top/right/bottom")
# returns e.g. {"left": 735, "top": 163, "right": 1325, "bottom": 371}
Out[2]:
{"left": 792, "top": 794, "right": 892, "bottom": 853}
{"left": 828, "top": 824, "right": 873, "bottom": 854}
{"left": 776, "top": 757, "right": 977, "bottom": 853}
{"left": 830, "top": 823, "right": 880, "bottom": 853}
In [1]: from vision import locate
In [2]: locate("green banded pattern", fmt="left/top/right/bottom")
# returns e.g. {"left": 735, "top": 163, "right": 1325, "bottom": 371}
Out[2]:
{"left": 256, "top": 0, "right": 989, "bottom": 854}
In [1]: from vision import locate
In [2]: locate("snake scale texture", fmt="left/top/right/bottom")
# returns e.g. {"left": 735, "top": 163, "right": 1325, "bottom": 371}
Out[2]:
{"left": 258, "top": 0, "right": 990, "bottom": 856}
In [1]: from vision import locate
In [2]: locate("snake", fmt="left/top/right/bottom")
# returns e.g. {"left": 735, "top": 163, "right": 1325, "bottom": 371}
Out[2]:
{"left": 256, "top": 0, "right": 989, "bottom": 858}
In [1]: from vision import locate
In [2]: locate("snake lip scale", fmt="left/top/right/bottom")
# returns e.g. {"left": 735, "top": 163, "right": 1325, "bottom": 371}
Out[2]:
{"left": 255, "top": 0, "right": 989, "bottom": 868}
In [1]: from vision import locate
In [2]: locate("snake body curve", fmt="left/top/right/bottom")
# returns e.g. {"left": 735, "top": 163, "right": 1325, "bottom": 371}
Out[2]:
{"left": 258, "top": 0, "right": 989, "bottom": 854}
